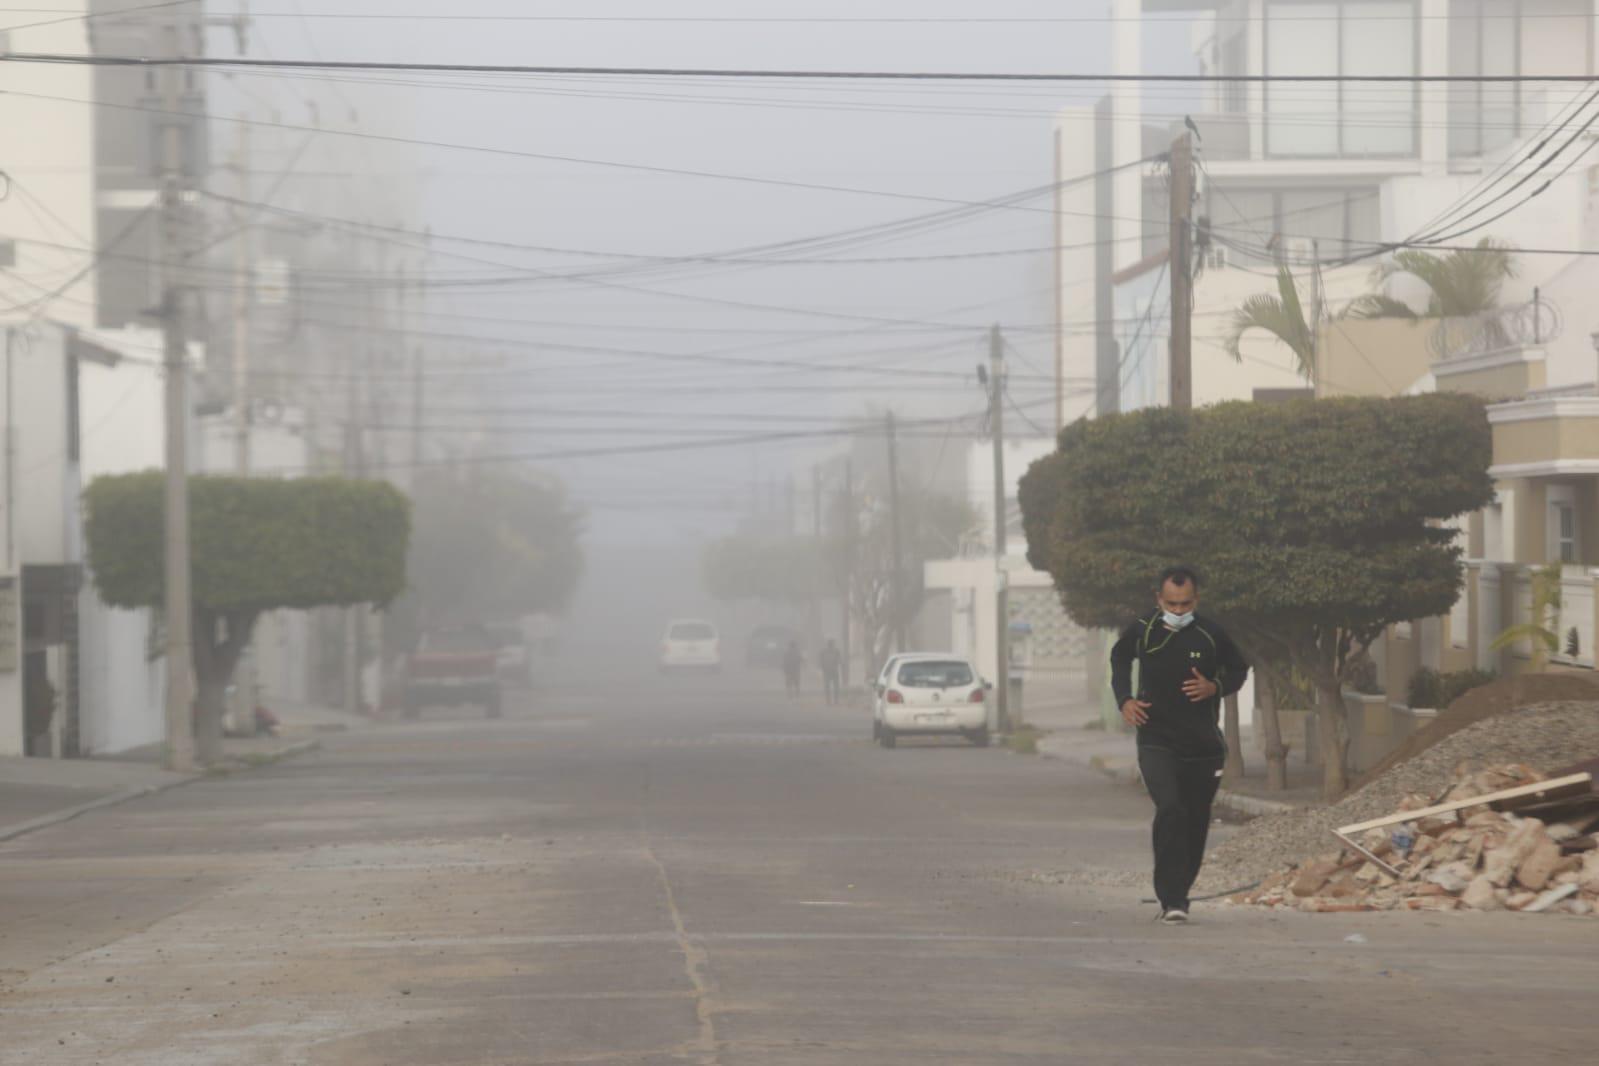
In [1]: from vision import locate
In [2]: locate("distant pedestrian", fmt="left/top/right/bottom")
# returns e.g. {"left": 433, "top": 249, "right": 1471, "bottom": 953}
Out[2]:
{"left": 782, "top": 640, "right": 805, "bottom": 698}
{"left": 1110, "top": 566, "right": 1248, "bottom": 925}
{"left": 818, "top": 639, "right": 843, "bottom": 705}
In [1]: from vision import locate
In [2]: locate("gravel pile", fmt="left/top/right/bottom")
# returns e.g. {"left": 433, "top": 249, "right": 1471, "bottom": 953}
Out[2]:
{"left": 1198, "top": 701, "right": 1599, "bottom": 891}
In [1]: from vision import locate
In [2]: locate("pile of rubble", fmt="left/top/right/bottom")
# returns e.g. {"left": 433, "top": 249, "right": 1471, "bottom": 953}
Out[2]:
{"left": 1230, "top": 762, "right": 1599, "bottom": 915}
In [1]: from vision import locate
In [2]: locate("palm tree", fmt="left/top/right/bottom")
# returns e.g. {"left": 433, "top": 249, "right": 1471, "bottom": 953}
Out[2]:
{"left": 1344, "top": 238, "right": 1518, "bottom": 320}
{"left": 1221, "top": 264, "right": 1317, "bottom": 380}
{"left": 1489, "top": 563, "right": 1562, "bottom": 672}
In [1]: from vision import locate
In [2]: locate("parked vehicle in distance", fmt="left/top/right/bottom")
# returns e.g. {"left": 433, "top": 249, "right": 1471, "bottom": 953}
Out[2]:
{"left": 405, "top": 625, "right": 503, "bottom": 718}
{"left": 660, "top": 619, "right": 721, "bottom": 673}
{"left": 746, "top": 624, "right": 801, "bottom": 668}
{"left": 489, "top": 623, "right": 534, "bottom": 687}
{"left": 873, "top": 654, "right": 990, "bottom": 748}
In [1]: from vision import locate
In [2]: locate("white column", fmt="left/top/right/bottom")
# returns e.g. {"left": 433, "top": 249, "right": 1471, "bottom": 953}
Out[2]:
{"left": 1476, "top": 563, "right": 1501, "bottom": 672}
{"left": 1111, "top": 0, "right": 1144, "bottom": 270}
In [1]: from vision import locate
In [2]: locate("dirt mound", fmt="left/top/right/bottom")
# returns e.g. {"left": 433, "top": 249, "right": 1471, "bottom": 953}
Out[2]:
{"left": 1201, "top": 701, "right": 1599, "bottom": 891}
{"left": 1350, "top": 673, "right": 1599, "bottom": 792}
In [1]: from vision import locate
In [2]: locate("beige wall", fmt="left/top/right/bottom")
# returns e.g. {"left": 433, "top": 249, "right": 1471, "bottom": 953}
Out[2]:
{"left": 1314, "top": 318, "right": 1435, "bottom": 399}
{"left": 1436, "top": 358, "right": 1546, "bottom": 399}
{"left": 1489, "top": 415, "right": 1599, "bottom": 467}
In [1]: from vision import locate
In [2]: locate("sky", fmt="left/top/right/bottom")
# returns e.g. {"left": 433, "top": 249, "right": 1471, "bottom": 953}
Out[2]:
{"left": 214, "top": 1, "right": 1197, "bottom": 545}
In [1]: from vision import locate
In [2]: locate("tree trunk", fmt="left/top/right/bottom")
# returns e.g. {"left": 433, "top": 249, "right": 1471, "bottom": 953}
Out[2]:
{"left": 191, "top": 608, "right": 261, "bottom": 766}
{"left": 1255, "top": 668, "right": 1288, "bottom": 792}
{"left": 1222, "top": 692, "right": 1244, "bottom": 785}
{"left": 1316, "top": 679, "right": 1350, "bottom": 800}
{"left": 195, "top": 676, "right": 228, "bottom": 765}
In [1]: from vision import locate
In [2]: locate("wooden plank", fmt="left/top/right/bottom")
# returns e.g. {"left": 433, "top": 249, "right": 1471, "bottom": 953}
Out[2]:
{"left": 1335, "top": 773, "right": 1593, "bottom": 837}
{"left": 1331, "top": 830, "right": 1402, "bottom": 878}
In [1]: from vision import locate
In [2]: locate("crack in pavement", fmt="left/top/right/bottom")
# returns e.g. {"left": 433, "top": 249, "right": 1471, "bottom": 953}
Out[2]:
{"left": 644, "top": 845, "right": 722, "bottom": 1066}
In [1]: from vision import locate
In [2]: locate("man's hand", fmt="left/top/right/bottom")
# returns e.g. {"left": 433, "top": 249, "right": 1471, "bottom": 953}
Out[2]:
{"left": 1183, "top": 667, "right": 1218, "bottom": 702}
{"left": 1120, "top": 698, "right": 1152, "bottom": 727}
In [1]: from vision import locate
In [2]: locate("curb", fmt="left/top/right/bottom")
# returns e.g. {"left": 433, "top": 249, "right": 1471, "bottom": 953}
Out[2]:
{"left": 1214, "top": 788, "right": 1299, "bottom": 818}
{"left": 0, "top": 739, "right": 320, "bottom": 844}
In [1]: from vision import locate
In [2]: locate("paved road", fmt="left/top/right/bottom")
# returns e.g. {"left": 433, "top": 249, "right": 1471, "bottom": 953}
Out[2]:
{"left": 0, "top": 678, "right": 1591, "bottom": 1064}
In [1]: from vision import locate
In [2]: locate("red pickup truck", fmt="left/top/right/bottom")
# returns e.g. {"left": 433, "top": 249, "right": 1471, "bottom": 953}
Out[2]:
{"left": 404, "top": 626, "right": 504, "bottom": 719}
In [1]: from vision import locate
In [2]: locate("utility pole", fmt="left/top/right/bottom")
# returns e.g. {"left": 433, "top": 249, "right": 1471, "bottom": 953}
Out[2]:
{"left": 411, "top": 346, "right": 424, "bottom": 472}
{"left": 228, "top": 120, "right": 256, "bottom": 739}
{"left": 231, "top": 121, "right": 252, "bottom": 475}
{"left": 884, "top": 411, "right": 906, "bottom": 655}
{"left": 159, "top": 24, "right": 196, "bottom": 772}
{"left": 840, "top": 458, "right": 853, "bottom": 686}
{"left": 1169, "top": 130, "right": 1194, "bottom": 411}
{"left": 812, "top": 464, "right": 822, "bottom": 539}
{"left": 1052, "top": 125, "right": 1066, "bottom": 433}
{"left": 988, "top": 324, "right": 1011, "bottom": 734}
{"left": 342, "top": 244, "right": 374, "bottom": 718}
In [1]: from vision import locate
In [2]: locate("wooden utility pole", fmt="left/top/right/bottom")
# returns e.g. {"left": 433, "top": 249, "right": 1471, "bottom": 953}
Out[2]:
{"left": 159, "top": 24, "right": 196, "bottom": 771}
{"left": 1169, "top": 130, "right": 1194, "bottom": 411}
{"left": 884, "top": 411, "right": 906, "bottom": 655}
{"left": 231, "top": 122, "right": 252, "bottom": 475}
{"left": 988, "top": 324, "right": 1011, "bottom": 733}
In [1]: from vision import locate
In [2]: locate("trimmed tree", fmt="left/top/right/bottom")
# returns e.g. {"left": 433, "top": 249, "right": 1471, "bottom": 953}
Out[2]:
{"left": 84, "top": 472, "right": 410, "bottom": 763}
{"left": 1019, "top": 394, "right": 1493, "bottom": 798}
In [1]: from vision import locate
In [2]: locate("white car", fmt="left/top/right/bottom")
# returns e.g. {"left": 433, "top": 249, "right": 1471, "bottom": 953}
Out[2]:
{"left": 659, "top": 619, "right": 722, "bottom": 672}
{"left": 873, "top": 654, "right": 990, "bottom": 748}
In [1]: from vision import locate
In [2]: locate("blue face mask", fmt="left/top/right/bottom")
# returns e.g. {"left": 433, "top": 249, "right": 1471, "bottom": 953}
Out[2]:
{"left": 1162, "top": 610, "right": 1195, "bottom": 630}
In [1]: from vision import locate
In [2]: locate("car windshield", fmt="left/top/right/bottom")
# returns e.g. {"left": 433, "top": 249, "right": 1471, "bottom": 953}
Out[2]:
{"left": 669, "top": 622, "right": 716, "bottom": 641}
{"left": 426, "top": 629, "right": 497, "bottom": 654}
{"left": 897, "top": 660, "right": 975, "bottom": 688}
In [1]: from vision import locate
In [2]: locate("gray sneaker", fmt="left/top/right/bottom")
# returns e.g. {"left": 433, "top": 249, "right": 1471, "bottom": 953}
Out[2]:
{"left": 1159, "top": 908, "right": 1190, "bottom": 924}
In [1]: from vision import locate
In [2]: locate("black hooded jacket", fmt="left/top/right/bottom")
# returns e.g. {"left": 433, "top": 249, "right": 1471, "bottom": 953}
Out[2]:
{"left": 1110, "top": 610, "right": 1249, "bottom": 758}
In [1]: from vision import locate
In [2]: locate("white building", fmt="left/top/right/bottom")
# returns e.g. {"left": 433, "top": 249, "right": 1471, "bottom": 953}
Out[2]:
{"left": 1058, "top": 1, "right": 1599, "bottom": 413}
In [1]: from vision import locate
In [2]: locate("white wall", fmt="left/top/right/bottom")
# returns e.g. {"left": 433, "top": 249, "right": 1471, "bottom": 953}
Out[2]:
{"left": 0, "top": 323, "right": 74, "bottom": 568}
{"left": 0, "top": 4, "right": 97, "bottom": 329}
{"left": 962, "top": 437, "right": 1058, "bottom": 556}
{"left": 75, "top": 341, "right": 170, "bottom": 754}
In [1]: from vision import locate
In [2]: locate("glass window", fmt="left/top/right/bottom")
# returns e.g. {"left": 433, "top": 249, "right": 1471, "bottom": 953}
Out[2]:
{"left": 1555, "top": 503, "right": 1577, "bottom": 563}
{"left": 1266, "top": 3, "right": 1340, "bottom": 157}
{"left": 1266, "top": 1, "right": 1417, "bottom": 159}
{"left": 1340, "top": 3, "right": 1416, "bottom": 156}
{"left": 669, "top": 622, "right": 717, "bottom": 641}
{"left": 1451, "top": 0, "right": 1522, "bottom": 158}
{"left": 897, "top": 661, "right": 976, "bottom": 688}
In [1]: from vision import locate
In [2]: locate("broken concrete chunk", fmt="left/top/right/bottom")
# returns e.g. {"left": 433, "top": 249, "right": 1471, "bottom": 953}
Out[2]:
{"left": 1427, "top": 861, "right": 1476, "bottom": 895}
{"left": 1291, "top": 860, "right": 1340, "bottom": 898}
{"left": 1516, "top": 837, "right": 1564, "bottom": 891}
{"left": 1523, "top": 883, "right": 1580, "bottom": 914}
{"left": 1461, "top": 875, "right": 1501, "bottom": 911}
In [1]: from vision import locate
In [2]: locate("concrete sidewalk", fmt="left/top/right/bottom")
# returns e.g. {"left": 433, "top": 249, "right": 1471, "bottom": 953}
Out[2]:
{"left": 0, "top": 703, "right": 356, "bottom": 842}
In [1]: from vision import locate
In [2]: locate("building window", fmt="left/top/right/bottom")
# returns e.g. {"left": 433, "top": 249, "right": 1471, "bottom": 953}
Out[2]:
{"left": 1206, "top": 185, "right": 1381, "bottom": 264}
{"left": 1450, "top": 0, "right": 1521, "bottom": 159}
{"left": 1264, "top": 1, "right": 1418, "bottom": 159}
{"left": 1553, "top": 501, "right": 1577, "bottom": 563}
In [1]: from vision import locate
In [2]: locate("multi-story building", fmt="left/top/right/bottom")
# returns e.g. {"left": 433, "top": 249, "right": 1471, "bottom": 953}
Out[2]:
{"left": 1057, "top": 0, "right": 1599, "bottom": 416}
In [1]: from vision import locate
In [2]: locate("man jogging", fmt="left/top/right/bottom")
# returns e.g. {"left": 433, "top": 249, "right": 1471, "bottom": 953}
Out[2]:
{"left": 1110, "top": 567, "right": 1248, "bottom": 924}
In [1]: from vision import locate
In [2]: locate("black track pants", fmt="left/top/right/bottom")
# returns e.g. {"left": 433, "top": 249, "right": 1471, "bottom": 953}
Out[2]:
{"left": 1137, "top": 745, "right": 1225, "bottom": 911}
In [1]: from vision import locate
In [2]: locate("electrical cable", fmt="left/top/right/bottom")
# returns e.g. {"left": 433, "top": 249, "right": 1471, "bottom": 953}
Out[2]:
{"left": 14, "top": 52, "right": 1599, "bottom": 83}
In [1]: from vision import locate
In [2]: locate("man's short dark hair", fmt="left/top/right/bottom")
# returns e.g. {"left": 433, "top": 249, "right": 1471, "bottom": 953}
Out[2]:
{"left": 1157, "top": 566, "right": 1200, "bottom": 592}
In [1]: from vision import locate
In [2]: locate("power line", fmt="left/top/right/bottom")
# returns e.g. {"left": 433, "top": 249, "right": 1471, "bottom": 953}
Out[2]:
{"left": 14, "top": 53, "right": 1599, "bottom": 83}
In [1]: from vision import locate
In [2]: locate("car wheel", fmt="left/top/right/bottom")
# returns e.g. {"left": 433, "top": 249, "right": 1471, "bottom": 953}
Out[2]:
{"left": 967, "top": 727, "right": 990, "bottom": 748}
{"left": 878, "top": 727, "right": 896, "bottom": 749}
{"left": 871, "top": 719, "right": 881, "bottom": 741}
